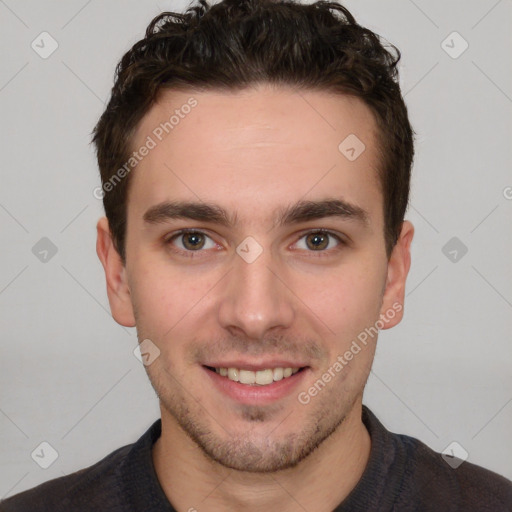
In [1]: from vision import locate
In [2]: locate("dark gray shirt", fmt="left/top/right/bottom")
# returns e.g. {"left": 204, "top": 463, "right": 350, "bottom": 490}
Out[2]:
{"left": 2, "top": 405, "right": 511, "bottom": 511}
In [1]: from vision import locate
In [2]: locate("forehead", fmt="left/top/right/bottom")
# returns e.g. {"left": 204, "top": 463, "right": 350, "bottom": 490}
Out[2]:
{"left": 128, "top": 85, "right": 382, "bottom": 229}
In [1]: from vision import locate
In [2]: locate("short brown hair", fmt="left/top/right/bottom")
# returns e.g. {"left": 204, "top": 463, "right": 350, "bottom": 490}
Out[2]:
{"left": 92, "top": 0, "right": 414, "bottom": 263}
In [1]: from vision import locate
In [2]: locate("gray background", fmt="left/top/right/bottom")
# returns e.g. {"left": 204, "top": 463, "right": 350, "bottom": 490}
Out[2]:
{"left": 1, "top": 0, "right": 511, "bottom": 498}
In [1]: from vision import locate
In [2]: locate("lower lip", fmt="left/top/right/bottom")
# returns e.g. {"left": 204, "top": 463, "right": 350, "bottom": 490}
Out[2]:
{"left": 203, "top": 366, "right": 310, "bottom": 405}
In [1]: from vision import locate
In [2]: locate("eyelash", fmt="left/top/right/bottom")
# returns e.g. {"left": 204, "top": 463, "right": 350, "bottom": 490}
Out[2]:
{"left": 164, "top": 228, "right": 346, "bottom": 259}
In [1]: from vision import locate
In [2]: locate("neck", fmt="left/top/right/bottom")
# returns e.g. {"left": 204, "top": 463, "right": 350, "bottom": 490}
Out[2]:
{"left": 152, "top": 400, "right": 371, "bottom": 512}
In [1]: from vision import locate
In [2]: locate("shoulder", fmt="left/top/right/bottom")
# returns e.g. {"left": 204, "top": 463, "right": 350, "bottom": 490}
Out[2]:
{"left": 0, "top": 444, "right": 132, "bottom": 512}
{"left": 395, "top": 433, "right": 512, "bottom": 511}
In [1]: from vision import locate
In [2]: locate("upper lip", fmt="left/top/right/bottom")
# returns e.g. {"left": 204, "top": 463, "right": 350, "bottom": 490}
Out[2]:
{"left": 203, "top": 360, "right": 309, "bottom": 371}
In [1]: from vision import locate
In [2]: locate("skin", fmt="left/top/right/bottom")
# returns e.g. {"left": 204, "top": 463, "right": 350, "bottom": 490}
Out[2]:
{"left": 96, "top": 84, "right": 414, "bottom": 512}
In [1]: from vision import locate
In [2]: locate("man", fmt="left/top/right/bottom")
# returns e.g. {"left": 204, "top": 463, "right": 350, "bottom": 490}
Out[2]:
{"left": 2, "top": 0, "right": 511, "bottom": 510}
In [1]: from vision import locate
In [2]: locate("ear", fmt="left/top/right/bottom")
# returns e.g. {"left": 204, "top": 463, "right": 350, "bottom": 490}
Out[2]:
{"left": 96, "top": 217, "right": 136, "bottom": 327}
{"left": 379, "top": 220, "right": 414, "bottom": 329}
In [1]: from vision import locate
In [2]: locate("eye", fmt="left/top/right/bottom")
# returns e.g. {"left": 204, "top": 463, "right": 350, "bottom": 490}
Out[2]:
{"left": 294, "top": 230, "right": 344, "bottom": 254}
{"left": 164, "top": 228, "right": 345, "bottom": 259}
{"left": 165, "top": 229, "right": 217, "bottom": 256}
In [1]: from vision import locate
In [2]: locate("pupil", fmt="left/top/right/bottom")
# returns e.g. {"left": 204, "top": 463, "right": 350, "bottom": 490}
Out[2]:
{"left": 309, "top": 233, "right": 327, "bottom": 250}
{"left": 185, "top": 233, "right": 203, "bottom": 249}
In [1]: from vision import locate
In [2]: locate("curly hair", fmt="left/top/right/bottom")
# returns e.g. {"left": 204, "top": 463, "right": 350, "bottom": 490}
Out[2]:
{"left": 92, "top": 0, "right": 414, "bottom": 263}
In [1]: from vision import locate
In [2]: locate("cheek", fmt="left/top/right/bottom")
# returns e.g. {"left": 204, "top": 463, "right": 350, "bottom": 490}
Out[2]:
{"left": 302, "top": 265, "right": 384, "bottom": 339}
{"left": 129, "top": 262, "right": 214, "bottom": 336}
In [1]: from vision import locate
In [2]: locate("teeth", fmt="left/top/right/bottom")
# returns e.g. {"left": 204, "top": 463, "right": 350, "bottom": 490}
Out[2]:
{"left": 256, "top": 369, "right": 274, "bottom": 385}
{"left": 273, "top": 367, "right": 284, "bottom": 381}
{"left": 213, "top": 366, "right": 301, "bottom": 386}
{"left": 227, "top": 368, "right": 239, "bottom": 382}
{"left": 239, "top": 370, "right": 256, "bottom": 384}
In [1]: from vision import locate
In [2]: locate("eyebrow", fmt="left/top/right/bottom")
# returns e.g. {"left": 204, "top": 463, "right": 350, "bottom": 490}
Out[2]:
{"left": 143, "top": 198, "right": 370, "bottom": 229}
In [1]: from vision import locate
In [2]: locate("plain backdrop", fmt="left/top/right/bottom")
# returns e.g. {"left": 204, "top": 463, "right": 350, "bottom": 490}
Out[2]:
{"left": 1, "top": 0, "right": 511, "bottom": 498}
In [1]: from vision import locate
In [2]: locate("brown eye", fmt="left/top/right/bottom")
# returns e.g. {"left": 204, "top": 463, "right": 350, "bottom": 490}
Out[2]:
{"left": 295, "top": 230, "right": 342, "bottom": 253}
{"left": 165, "top": 230, "right": 217, "bottom": 256}
{"left": 181, "top": 232, "right": 206, "bottom": 250}
{"left": 305, "top": 232, "right": 330, "bottom": 251}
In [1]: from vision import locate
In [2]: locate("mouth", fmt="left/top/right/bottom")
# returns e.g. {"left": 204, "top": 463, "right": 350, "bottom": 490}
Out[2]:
{"left": 204, "top": 365, "right": 307, "bottom": 386}
{"left": 202, "top": 363, "right": 310, "bottom": 405}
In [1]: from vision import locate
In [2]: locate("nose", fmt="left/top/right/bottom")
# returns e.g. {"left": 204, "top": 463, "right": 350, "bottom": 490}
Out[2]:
{"left": 217, "top": 245, "right": 295, "bottom": 340}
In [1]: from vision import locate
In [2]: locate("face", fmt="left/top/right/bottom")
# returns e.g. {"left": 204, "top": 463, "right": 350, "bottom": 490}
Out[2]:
{"left": 97, "top": 84, "right": 413, "bottom": 473}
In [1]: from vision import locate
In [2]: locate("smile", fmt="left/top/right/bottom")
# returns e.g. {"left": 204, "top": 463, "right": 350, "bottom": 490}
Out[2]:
{"left": 206, "top": 366, "right": 302, "bottom": 386}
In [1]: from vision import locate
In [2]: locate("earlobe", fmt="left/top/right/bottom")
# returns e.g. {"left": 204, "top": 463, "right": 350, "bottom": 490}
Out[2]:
{"left": 379, "top": 220, "right": 414, "bottom": 330}
{"left": 96, "top": 217, "right": 136, "bottom": 327}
